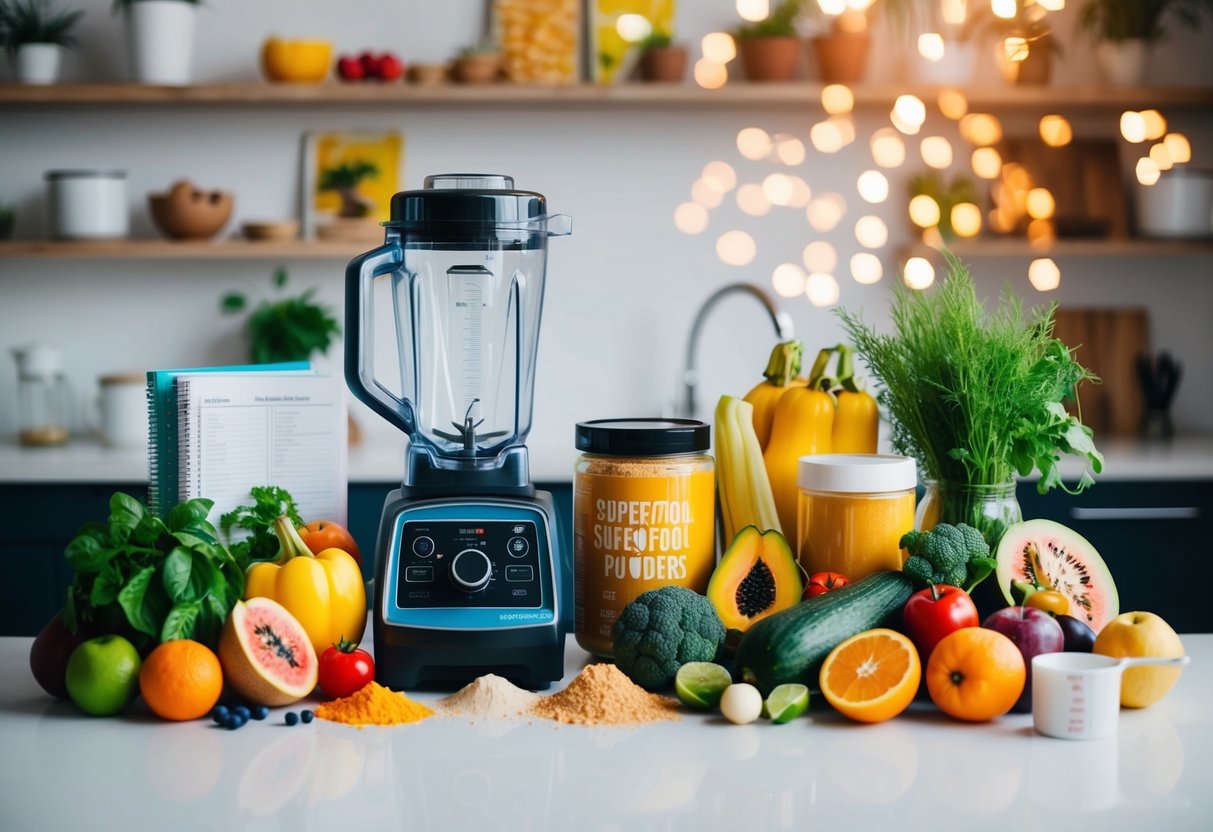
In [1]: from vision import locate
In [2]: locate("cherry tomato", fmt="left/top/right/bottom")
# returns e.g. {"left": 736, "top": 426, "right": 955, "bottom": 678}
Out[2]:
{"left": 902, "top": 584, "right": 979, "bottom": 662}
{"left": 1025, "top": 589, "right": 1070, "bottom": 616}
{"left": 298, "top": 520, "right": 362, "bottom": 568}
{"left": 318, "top": 640, "right": 375, "bottom": 698}
{"left": 805, "top": 571, "right": 849, "bottom": 600}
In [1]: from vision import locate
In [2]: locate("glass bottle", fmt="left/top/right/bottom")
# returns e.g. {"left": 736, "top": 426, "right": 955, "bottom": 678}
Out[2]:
{"left": 12, "top": 344, "right": 72, "bottom": 447}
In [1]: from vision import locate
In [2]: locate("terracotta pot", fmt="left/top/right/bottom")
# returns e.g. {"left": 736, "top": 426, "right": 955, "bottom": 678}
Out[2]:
{"left": 452, "top": 53, "right": 502, "bottom": 84}
{"left": 738, "top": 36, "right": 801, "bottom": 82}
{"left": 998, "top": 39, "right": 1052, "bottom": 86}
{"left": 811, "top": 32, "right": 870, "bottom": 84}
{"left": 639, "top": 45, "right": 688, "bottom": 83}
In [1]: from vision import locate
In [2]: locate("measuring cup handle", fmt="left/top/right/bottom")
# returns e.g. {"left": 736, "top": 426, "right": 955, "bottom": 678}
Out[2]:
{"left": 345, "top": 241, "right": 413, "bottom": 435}
{"left": 1119, "top": 655, "right": 1191, "bottom": 670}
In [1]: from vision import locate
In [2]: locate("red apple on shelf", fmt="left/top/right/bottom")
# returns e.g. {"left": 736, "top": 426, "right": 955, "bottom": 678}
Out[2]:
{"left": 982, "top": 605, "right": 1064, "bottom": 714}
{"left": 377, "top": 53, "right": 404, "bottom": 81}
{"left": 359, "top": 51, "right": 381, "bottom": 78}
{"left": 336, "top": 55, "right": 365, "bottom": 81}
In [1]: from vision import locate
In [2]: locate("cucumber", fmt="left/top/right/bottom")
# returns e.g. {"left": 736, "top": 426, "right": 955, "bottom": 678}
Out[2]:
{"left": 734, "top": 571, "right": 914, "bottom": 696}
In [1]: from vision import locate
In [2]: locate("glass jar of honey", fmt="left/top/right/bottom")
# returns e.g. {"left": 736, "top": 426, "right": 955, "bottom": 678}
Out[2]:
{"left": 573, "top": 419, "right": 714, "bottom": 657}
{"left": 797, "top": 454, "right": 917, "bottom": 581}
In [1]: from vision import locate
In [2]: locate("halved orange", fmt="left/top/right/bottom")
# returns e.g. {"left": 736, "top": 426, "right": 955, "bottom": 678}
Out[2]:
{"left": 819, "top": 628, "right": 921, "bottom": 723}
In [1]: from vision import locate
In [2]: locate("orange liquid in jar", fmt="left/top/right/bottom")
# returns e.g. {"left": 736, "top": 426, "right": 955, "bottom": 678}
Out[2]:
{"left": 798, "top": 490, "right": 917, "bottom": 581}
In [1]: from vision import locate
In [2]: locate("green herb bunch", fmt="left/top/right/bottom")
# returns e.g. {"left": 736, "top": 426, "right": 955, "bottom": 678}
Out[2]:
{"left": 63, "top": 493, "right": 245, "bottom": 651}
{"left": 638, "top": 29, "right": 673, "bottom": 51}
{"left": 735, "top": 0, "right": 803, "bottom": 39}
{"left": 318, "top": 160, "right": 379, "bottom": 191}
{"left": 838, "top": 254, "right": 1104, "bottom": 495}
{"left": 220, "top": 485, "right": 303, "bottom": 563}
{"left": 221, "top": 266, "right": 340, "bottom": 365}
{"left": 0, "top": 0, "right": 83, "bottom": 52}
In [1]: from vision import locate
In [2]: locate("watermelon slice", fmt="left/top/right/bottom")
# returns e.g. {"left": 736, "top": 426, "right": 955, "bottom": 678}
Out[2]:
{"left": 995, "top": 519, "right": 1119, "bottom": 632}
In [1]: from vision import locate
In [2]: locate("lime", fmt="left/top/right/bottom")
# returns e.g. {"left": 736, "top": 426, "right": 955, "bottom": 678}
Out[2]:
{"left": 65, "top": 635, "right": 141, "bottom": 717}
{"left": 765, "top": 683, "right": 810, "bottom": 724}
{"left": 674, "top": 662, "right": 732, "bottom": 710}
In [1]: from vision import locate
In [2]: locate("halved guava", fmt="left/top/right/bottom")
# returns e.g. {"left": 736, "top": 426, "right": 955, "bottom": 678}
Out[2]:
{"left": 995, "top": 519, "right": 1119, "bottom": 632}
{"left": 218, "top": 597, "right": 317, "bottom": 706}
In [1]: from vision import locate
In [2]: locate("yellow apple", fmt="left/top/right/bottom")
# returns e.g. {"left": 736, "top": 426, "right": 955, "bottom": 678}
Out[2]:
{"left": 1094, "top": 611, "right": 1185, "bottom": 708}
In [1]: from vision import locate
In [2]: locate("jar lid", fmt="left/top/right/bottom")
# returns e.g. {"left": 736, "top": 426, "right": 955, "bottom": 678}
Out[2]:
{"left": 44, "top": 169, "right": 127, "bottom": 180}
{"left": 798, "top": 454, "right": 917, "bottom": 493}
{"left": 99, "top": 372, "right": 145, "bottom": 386}
{"left": 575, "top": 418, "right": 710, "bottom": 456}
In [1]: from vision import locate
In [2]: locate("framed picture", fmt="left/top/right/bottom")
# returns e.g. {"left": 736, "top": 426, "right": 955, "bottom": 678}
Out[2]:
{"left": 302, "top": 131, "right": 403, "bottom": 241}
{"left": 590, "top": 0, "right": 677, "bottom": 84}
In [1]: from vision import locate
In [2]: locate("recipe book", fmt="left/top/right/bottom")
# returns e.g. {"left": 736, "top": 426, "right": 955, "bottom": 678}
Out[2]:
{"left": 147, "top": 363, "right": 347, "bottom": 526}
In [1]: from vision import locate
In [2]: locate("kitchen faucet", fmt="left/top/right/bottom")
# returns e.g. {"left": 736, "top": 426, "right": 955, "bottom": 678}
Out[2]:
{"left": 679, "top": 283, "right": 794, "bottom": 420}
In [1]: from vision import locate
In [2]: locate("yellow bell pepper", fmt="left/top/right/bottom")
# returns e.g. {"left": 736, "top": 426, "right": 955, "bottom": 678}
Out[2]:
{"left": 831, "top": 345, "right": 879, "bottom": 454}
{"left": 245, "top": 516, "right": 366, "bottom": 655}
{"left": 744, "top": 341, "right": 807, "bottom": 449}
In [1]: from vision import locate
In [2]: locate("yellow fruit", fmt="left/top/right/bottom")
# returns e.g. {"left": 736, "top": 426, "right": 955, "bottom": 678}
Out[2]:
{"left": 261, "top": 37, "right": 333, "bottom": 83}
{"left": 1094, "top": 611, "right": 1185, "bottom": 708}
{"left": 819, "top": 628, "right": 921, "bottom": 723}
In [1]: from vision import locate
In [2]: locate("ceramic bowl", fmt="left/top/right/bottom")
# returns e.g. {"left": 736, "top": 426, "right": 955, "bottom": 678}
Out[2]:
{"left": 242, "top": 220, "right": 300, "bottom": 241}
{"left": 148, "top": 180, "right": 233, "bottom": 240}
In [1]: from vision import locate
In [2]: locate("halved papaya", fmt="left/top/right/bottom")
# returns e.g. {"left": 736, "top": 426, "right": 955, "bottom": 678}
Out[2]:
{"left": 707, "top": 526, "right": 804, "bottom": 632}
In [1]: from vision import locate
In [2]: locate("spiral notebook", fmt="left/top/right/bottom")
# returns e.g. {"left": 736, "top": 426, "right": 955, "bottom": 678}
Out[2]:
{"left": 147, "top": 363, "right": 347, "bottom": 525}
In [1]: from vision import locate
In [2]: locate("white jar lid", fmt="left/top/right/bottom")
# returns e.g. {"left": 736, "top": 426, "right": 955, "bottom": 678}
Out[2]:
{"left": 798, "top": 454, "right": 917, "bottom": 494}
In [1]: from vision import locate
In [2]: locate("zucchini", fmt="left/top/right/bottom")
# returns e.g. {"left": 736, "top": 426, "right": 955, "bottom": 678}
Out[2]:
{"left": 734, "top": 571, "right": 913, "bottom": 695}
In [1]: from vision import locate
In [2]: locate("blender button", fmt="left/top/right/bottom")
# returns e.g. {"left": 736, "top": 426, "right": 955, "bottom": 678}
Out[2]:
{"left": 507, "top": 537, "right": 529, "bottom": 558}
{"left": 405, "top": 566, "right": 434, "bottom": 583}
{"left": 505, "top": 565, "right": 534, "bottom": 582}
{"left": 412, "top": 536, "right": 435, "bottom": 558}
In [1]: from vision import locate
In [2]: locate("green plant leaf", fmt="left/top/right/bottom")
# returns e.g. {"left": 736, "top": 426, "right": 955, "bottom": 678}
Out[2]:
{"left": 161, "top": 600, "right": 202, "bottom": 642}
{"left": 168, "top": 498, "right": 213, "bottom": 532}
{"left": 89, "top": 562, "right": 125, "bottom": 607}
{"left": 273, "top": 265, "right": 288, "bottom": 288}
{"left": 118, "top": 565, "right": 161, "bottom": 636}
{"left": 108, "top": 492, "right": 145, "bottom": 543}
{"left": 220, "top": 292, "right": 247, "bottom": 313}
{"left": 64, "top": 532, "right": 114, "bottom": 573}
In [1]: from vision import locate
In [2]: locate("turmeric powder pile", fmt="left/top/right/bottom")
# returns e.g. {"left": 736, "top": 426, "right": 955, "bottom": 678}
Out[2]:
{"left": 315, "top": 681, "right": 433, "bottom": 726}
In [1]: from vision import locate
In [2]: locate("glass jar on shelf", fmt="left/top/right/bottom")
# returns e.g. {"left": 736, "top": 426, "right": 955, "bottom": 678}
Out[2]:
{"left": 12, "top": 343, "right": 72, "bottom": 447}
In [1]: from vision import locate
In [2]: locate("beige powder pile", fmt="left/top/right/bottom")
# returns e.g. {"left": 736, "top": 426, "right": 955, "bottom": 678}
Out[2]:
{"left": 530, "top": 663, "right": 681, "bottom": 726}
{"left": 436, "top": 674, "right": 540, "bottom": 719}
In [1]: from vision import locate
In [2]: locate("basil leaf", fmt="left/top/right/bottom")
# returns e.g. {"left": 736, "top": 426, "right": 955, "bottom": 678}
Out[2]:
{"left": 63, "top": 587, "right": 78, "bottom": 633}
{"left": 161, "top": 600, "right": 202, "bottom": 642}
{"left": 65, "top": 533, "right": 117, "bottom": 573}
{"left": 173, "top": 529, "right": 219, "bottom": 550}
{"left": 109, "top": 492, "right": 145, "bottom": 543}
{"left": 168, "top": 498, "right": 213, "bottom": 532}
{"left": 131, "top": 512, "right": 168, "bottom": 547}
{"left": 89, "top": 563, "right": 124, "bottom": 607}
{"left": 118, "top": 566, "right": 161, "bottom": 636}
{"left": 162, "top": 547, "right": 192, "bottom": 603}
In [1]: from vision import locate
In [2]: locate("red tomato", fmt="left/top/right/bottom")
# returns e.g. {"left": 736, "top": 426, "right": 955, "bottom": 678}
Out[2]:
{"left": 298, "top": 520, "right": 362, "bottom": 568}
{"left": 318, "top": 641, "right": 375, "bottom": 699}
{"left": 805, "top": 571, "right": 849, "bottom": 600}
{"left": 902, "top": 584, "right": 980, "bottom": 662}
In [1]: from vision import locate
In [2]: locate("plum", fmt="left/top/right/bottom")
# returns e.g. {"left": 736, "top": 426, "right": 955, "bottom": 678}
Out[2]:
{"left": 1056, "top": 613, "right": 1097, "bottom": 653}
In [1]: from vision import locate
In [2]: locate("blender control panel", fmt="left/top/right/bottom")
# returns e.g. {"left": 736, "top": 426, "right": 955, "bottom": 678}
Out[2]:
{"left": 396, "top": 520, "right": 542, "bottom": 609}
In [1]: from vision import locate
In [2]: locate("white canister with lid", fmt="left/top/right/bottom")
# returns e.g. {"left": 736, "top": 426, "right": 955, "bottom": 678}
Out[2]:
{"left": 45, "top": 170, "right": 129, "bottom": 240}
{"left": 98, "top": 373, "right": 147, "bottom": 449}
{"left": 1136, "top": 168, "right": 1213, "bottom": 238}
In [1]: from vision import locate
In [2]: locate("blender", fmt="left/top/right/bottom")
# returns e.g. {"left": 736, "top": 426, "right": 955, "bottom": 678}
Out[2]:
{"left": 345, "top": 174, "right": 570, "bottom": 690}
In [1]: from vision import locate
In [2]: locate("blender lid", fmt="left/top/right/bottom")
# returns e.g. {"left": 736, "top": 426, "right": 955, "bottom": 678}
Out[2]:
{"left": 386, "top": 173, "right": 569, "bottom": 234}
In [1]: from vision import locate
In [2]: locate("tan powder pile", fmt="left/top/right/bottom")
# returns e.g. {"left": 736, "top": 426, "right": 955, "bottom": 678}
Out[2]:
{"left": 315, "top": 681, "right": 434, "bottom": 726}
{"left": 530, "top": 663, "right": 681, "bottom": 726}
{"left": 436, "top": 674, "right": 540, "bottom": 719}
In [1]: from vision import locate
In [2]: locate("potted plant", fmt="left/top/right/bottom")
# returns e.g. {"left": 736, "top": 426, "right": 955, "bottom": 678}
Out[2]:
{"left": 987, "top": 2, "right": 1063, "bottom": 86}
{"left": 1080, "top": 0, "right": 1213, "bottom": 85}
{"left": 637, "top": 29, "right": 687, "bottom": 83}
{"left": 315, "top": 160, "right": 381, "bottom": 242}
{"left": 220, "top": 266, "right": 341, "bottom": 366}
{"left": 0, "top": 0, "right": 83, "bottom": 85}
{"left": 808, "top": 5, "right": 871, "bottom": 84}
{"left": 735, "top": 0, "right": 803, "bottom": 82}
{"left": 113, "top": 0, "right": 199, "bottom": 85}
{"left": 451, "top": 40, "right": 501, "bottom": 84}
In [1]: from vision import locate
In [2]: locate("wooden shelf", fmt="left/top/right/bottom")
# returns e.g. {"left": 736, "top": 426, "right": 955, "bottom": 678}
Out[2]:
{"left": 0, "top": 239, "right": 366, "bottom": 260}
{"left": 2, "top": 82, "right": 1211, "bottom": 111}
{"left": 905, "top": 238, "right": 1213, "bottom": 259}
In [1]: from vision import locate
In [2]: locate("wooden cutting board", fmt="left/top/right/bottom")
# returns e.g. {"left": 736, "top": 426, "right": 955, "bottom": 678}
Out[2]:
{"left": 1053, "top": 308, "right": 1148, "bottom": 436}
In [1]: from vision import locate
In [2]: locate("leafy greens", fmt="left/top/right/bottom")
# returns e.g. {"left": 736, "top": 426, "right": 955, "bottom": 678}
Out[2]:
{"left": 220, "top": 485, "right": 303, "bottom": 562}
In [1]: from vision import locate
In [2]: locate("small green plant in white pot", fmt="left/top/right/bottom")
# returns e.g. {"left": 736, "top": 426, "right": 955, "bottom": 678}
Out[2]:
{"left": 113, "top": 0, "right": 199, "bottom": 85}
{"left": 0, "top": 0, "right": 83, "bottom": 85}
{"left": 1080, "top": 0, "right": 1213, "bottom": 85}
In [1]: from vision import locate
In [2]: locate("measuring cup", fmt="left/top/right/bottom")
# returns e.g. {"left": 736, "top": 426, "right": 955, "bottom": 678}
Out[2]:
{"left": 1032, "top": 652, "right": 1190, "bottom": 740}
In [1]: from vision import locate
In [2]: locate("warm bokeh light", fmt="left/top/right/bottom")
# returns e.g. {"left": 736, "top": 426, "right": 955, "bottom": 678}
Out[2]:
{"left": 972, "top": 146, "right": 1003, "bottom": 179}
{"left": 960, "top": 113, "right": 1002, "bottom": 146}
{"left": 1140, "top": 109, "right": 1167, "bottom": 141}
{"left": 920, "top": 136, "right": 954, "bottom": 169}
{"left": 1163, "top": 132, "right": 1192, "bottom": 164}
{"left": 855, "top": 215, "right": 889, "bottom": 248}
{"left": 909, "top": 194, "right": 942, "bottom": 228}
{"left": 716, "top": 230, "right": 757, "bottom": 266}
{"left": 903, "top": 257, "right": 935, "bottom": 290}
{"left": 821, "top": 83, "right": 854, "bottom": 115}
{"left": 892, "top": 94, "right": 926, "bottom": 135}
{"left": 775, "top": 134, "right": 807, "bottom": 165}
{"left": 921, "top": 226, "right": 944, "bottom": 248}
{"left": 871, "top": 128, "right": 907, "bottom": 168}
{"left": 1028, "top": 218, "right": 1055, "bottom": 248}
{"left": 1120, "top": 111, "right": 1147, "bottom": 143}
{"left": 850, "top": 252, "right": 883, "bottom": 284}
{"left": 811, "top": 119, "right": 846, "bottom": 153}
{"left": 694, "top": 59, "right": 728, "bottom": 89}
{"left": 938, "top": 89, "right": 968, "bottom": 120}
{"left": 803, "top": 240, "right": 838, "bottom": 274}
{"left": 772, "top": 262, "right": 807, "bottom": 298}
{"left": 817, "top": 0, "right": 847, "bottom": 13}
{"left": 1037, "top": 0, "right": 1065, "bottom": 10}
{"left": 941, "top": 0, "right": 968, "bottom": 25}
{"left": 762, "top": 173, "right": 794, "bottom": 206}
{"left": 951, "top": 202, "right": 982, "bottom": 237}
{"left": 674, "top": 202, "right": 709, "bottom": 235}
{"left": 736, "top": 0, "right": 771, "bottom": 22}
{"left": 701, "top": 161, "right": 737, "bottom": 193}
{"left": 1039, "top": 114, "right": 1073, "bottom": 147}
{"left": 807, "top": 193, "right": 847, "bottom": 232}
{"left": 701, "top": 32, "right": 737, "bottom": 63}
{"left": 787, "top": 176, "right": 813, "bottom": 207}
{"left": 856, "top": 169, "right": 889, "bottom": 203}
{"left": 1149, "top": 143, "right": 1174, "bottom": 171}
{"left": 1003, "top": 36, "right": 1029, "bottom": 63}
{"left": 1026, "top": 188, "right": 1055, "bottom": 220}
{"left": 806, "top": 273, "right": 841, "bottom": 307}
{"left": 918, "top": 33, "right": 945, "bottom": 62}
{"left": 691, "top": 178, "right": 724, "bottom": 208}
{"left": 991, "top": 0, "right": 1017, "bottom": 19}
{"left": 736, "top": 183, "right": 772, "bottom": 216}
{"left": 1136, "top": 157, "right": 1161, "bottom": 186}
{"left": 737, "top": 127, "right": 772, "bottom": 160}
{"left": 615, "top": 13, "right": 653, "bottom": 42}
{"left": 1002, "top": 162, "right": 1031, "bottom": 191}
{"left": 1028, "top": 258, "right": 1061, "bottom": 292}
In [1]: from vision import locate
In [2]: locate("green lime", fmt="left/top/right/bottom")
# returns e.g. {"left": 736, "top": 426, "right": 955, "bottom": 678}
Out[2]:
{"left": 765, "top": 683, "right": 810, "bottom": 724}
{"left": 65, "top": 635, "right": 141, "bottom": 717}
{"left": 674, "top": 662, "right": 732, "bottom": 710}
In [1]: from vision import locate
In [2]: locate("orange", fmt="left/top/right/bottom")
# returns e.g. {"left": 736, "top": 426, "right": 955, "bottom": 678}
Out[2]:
{"left": 926, "top": 628, "right": 1025, "bottom": 722}
{"left": 139, "top": 639, "right": 223, "bottom": 721}
{"left": 819, "top": 628, "right": 921, "bottom": 723}
{"left": 261, "top": 37, "right": 333, "bottom": 83}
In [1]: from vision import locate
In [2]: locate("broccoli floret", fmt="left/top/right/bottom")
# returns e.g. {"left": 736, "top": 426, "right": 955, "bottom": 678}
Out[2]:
{"left": 612, "top": 586, "right": 726, "bottom": 691}
{"left": 900, "top": 523, "right": 992, "bottom": 590}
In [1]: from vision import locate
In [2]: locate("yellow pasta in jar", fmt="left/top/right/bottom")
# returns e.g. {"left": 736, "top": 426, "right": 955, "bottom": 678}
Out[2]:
{"left": 495, "top": 0, "right": 580, "bottom": 83}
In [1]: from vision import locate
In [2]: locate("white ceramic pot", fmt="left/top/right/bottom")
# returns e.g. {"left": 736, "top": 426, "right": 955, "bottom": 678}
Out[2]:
{"left": 1137, "top": 169, "right": 1213, "bottom": 238}
{"left": 45, "top": 170, "right": 129, "bottom": 240}
{"left": 1096, "top": 39, "right": 1148, "bottom": 86}
{"left": 126, "top": 1, "right": 196, "bottom": 85}
{"left": 15, "top": 43, "right": 62, "bottom": 85}
{"left": 913, "top": 41, "right": 975, "bottom": 85}
{"left": 98, "top": 373, "right": 147, "bottom": 448}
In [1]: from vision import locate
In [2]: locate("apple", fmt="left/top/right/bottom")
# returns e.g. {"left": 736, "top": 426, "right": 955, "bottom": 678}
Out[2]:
{"left": 982, "top": 605, "right": 1064, "bottom": 713}
{"left": 336, "top": 55, "right": 364, "bottom": 81}
{"left": 64, "top": 635, "right": 142, "bottom": 717}
{"left": 29, "top": 614, "right": 91, "bottom": 700}
{"left": 1055, "top": 613, "right": 1096, "bottom": 653}
{"left": 359, "top": 51, "right": 380, "bottom": 79}
{"left": 376, "top": 53, "right": 404, "bottom": 81}
{"left": 1094, "top": 611, "right": 1185, "bottom": 708}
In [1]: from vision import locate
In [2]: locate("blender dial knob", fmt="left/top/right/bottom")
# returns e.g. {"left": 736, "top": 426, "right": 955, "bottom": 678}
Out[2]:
{"left": 451, "top": 549, "right": 493, "bottom": 592}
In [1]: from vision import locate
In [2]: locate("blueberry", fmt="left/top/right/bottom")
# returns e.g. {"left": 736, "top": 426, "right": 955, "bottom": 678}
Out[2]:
{"left": 212, "top": 705, "right": 229, "bottom": 724}
{"left": 252, "top": 705, "right": 269, "bottom": 721}
{"left": 223, "top": 715, "right": 241, "bottom": 730}
{"left": 234, "top": 706, "right": 251, "bottom": 719}
{"left": 284, "top": 711, "right": 299, "bottom": 726}
{"left": 300, "top": 710, "right": 314, "bottom": 724}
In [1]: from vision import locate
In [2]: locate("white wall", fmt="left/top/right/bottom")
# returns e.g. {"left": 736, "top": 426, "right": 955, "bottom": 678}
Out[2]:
{"left": 3, "top": 0, "right": 1212, "bottom": 461}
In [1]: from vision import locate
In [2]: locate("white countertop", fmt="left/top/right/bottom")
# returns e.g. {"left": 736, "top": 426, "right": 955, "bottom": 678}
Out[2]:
{"left": 0, "top": 634, "right": 1209, "bottom": 831}
{"left": 1, "top": 434, "right": 1212, "bottom": 485}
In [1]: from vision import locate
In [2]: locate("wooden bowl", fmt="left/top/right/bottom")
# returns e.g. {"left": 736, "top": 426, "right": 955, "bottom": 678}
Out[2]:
{"left": 242, "top": 220, "right": 300, "bottom": 241}
{"left": 451, "top": 53, "right": 502, "bottom": 84}
{"left": 409, "top": 63, "right": 447, "bottom": 85}
{"left": 148, "top": 180, "right": 234, "bottom": 240}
